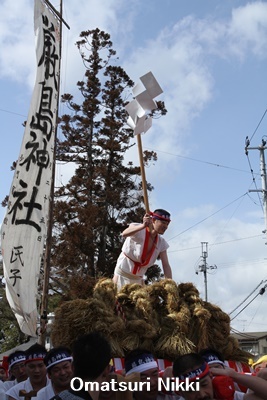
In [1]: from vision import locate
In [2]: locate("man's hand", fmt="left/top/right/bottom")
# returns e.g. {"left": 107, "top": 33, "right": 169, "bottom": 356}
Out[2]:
{"left": 143, "top": 213, "right": 151, "bottom": 227}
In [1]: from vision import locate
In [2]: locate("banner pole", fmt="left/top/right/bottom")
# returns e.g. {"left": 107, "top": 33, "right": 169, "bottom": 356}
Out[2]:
{"left": 136, "top": 134, "right": 150, "bottom": 214}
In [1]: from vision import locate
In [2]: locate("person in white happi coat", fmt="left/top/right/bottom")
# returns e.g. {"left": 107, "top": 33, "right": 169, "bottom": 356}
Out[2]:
{"left": 6, "top": 344, "right": 49, "bottom": 400}
{"left": 0, "top": 351, "right": 28, "bottom": 400}
{"left": 124, "top": 349, "right": 180, "bottom": 400}
{"left": 113, "top": 209, "right": 172, "bottom": 290}
{"left": 36, "top": 347, "right": 73, "bottom": 400}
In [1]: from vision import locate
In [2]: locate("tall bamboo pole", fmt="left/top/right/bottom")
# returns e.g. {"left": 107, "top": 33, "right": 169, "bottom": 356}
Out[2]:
{"left": 136, "top": 134, "right": 150, "bottom": 214}
{"left": 38, "top": 0, "right": 64, "bottom": 346}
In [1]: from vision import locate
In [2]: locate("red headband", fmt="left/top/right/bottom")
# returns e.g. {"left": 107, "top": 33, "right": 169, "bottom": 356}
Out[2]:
{"left": 24, "top": 357, "right": 45, "bottom": 365}
{"left": 150, "top": 212, "right": 171, "bottom": 222}
{"left": 178, "top": 362, "right": 210, "bottom": 382}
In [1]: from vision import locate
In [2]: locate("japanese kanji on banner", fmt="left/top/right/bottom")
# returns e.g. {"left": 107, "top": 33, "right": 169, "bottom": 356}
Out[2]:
{"left": 1, "top": 0, "right": 60, "bottom": 337}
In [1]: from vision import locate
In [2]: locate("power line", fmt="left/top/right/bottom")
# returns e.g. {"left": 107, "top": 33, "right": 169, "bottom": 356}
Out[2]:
{"left": 229, "top": 281, "right": 265, "bottom": 315}
{"left": 168, "top": 193, "right": 249, "bottom": 241}
{"left": 245, "top": 152, "right": 264, "bottom": 213}
{"left": 248, "top": 107, "right": 267, "bottom": 144}
{"left": 208, "top": 193, "right": 248, "bottom": 252}
{"left": 230, "top": 283, "right": 267, "bottom": 321}
{"left": 168, "top": 234, "right": 264, "bottom": 253}
{"left": 244, "top": 108, "right": 267, "bottom": 215}
{"left": 247, "top": 294, "right": 266, "bottom": 330}
{"left": 145, "top": 147, "right": 255, "bottom": 175}
{"left": 0, "top": 108, "right": 26, "bottom": 118}
{"left": 218, "top": 259, "right": 266, "bottom": 270}
{"left": 230, "top": 327, "right": 263, "bottom": 339}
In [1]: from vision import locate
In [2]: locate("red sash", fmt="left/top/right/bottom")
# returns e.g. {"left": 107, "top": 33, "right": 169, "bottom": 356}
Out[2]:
{"left": 131, "top": 228, "right": 158, "bottom": 274}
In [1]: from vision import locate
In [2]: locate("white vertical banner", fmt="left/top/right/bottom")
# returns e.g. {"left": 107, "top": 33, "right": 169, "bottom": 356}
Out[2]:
{"left": 1, "top": 0, "right": 60, "bottom": 337}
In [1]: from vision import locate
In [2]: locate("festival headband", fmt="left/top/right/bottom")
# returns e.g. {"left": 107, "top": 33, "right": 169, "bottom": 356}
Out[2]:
{"left": 125, "top": 354, "right": 158, "bottom": 376}
{"left": 25, "top": 351, "right": 47, "bottom": 365}
{"left": 204, "top": 354, "right": 225, "bottom": 367}
{"left": 8, "top": 353, "right": 26, "bottom": 370}
{"left": 150, "top": 212, "right": 171, "bottom": 222}
{"left": 178, "top": 362, "right": 210, "bottom": 382}
{"left": 46, "top": 351, "right": 73, "bottom": 370}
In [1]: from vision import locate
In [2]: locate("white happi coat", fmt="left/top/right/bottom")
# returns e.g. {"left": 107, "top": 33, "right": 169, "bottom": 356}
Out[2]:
{"left": 36, "top": 381, "right": 55, "bottom": 400}
{"left": 114, "top": 224, "right": 169, "bottom": 288}
{"left": 6, "top": 377, "right": 50, "bottom": 400}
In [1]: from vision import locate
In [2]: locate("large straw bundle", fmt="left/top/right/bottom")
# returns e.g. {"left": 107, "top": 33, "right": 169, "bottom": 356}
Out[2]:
{"left": 51, "top": 278, "right": 125, "bottom": 356}
{"left": 150, "top": 280, "right": 195, "bottom": 359}
{"left": 115, "top": 283, "right": 159, "bottom": 353}
{"left": 50, "top": 278, "right": 250, "bottom": 363}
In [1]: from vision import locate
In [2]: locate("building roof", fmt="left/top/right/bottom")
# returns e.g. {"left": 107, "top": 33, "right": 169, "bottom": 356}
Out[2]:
{"left": 231, "top": 331, "right": 267, "bottom": 342}
{"left": 0, "top": 337, "right": 37, "bottom": 360}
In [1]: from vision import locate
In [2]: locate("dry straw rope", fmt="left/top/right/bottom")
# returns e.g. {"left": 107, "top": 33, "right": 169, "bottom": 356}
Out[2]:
{"left": 51, "top": 278, "right": 251, "bottom": 362}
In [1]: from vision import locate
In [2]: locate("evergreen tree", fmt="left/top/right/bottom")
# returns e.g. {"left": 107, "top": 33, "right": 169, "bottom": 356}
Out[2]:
{"left": 51, "top": 29, "right": 164, "bottom": 289}
{"left": 0, "top": 254, "right": 28, "bottom": 352}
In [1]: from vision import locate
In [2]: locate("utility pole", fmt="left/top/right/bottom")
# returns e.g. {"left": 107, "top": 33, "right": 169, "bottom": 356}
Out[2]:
{"left": 196, "top": 242, "right": 217, "bottom": 301}
{"left": 236, "top": 319, "right": 247, "bottom": 331}
{"left": 245, "top": 138, "right": 267, "bottom": 235}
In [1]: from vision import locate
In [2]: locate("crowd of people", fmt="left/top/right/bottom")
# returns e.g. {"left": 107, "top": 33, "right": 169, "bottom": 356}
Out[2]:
{"left": 0, "top": 333, "right": 267, "bottom": 400}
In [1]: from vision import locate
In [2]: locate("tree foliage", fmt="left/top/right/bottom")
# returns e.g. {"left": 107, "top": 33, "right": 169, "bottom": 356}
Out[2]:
{"left": 50, "top": 28, "right": 165, "bottom": 292}
{"left": 0, "top": 259, "right": 28, "bottom": 353}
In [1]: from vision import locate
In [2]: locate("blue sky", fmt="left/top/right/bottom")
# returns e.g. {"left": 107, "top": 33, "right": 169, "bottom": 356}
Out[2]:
{"left": 1, "top": 0, "right": 267, "bottom": 336}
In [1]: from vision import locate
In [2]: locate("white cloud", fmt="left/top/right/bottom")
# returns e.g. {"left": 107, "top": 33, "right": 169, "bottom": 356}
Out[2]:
{"left": 229, "top": 1, "right": 267, "bottom": 59}
{"left": 0, "top": 0, "right": 34, "bottom": 86}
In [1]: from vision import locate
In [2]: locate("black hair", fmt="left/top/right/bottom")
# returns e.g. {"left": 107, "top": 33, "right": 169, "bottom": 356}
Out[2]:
{"left": 124, "top": 348, "right": 155, "bottom": 373}
{"left": 173, "top": 353, "right": 205, "bottom": 377}
{"left": 199, "top": 348, "right": 225, "bottom": 362}
{"left": 72, "top": 332, "right": 111, "bottom": 380}
{"left": 153, "top": 209, "right": 170, "bottom": 217}
{"left": 44, "top": 346, "right": 71, "bottom": 368}
{"left": 25, "top": 343, "right": 47, "bottom": 357}
{"left": 7, "top": 351, "right": 25, "bottom": 364}
{"left": 124, "top": 348, "right": 153, "bottom": 362}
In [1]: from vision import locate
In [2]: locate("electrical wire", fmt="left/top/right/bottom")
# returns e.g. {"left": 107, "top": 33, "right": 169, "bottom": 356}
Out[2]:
{"left": 246, "top": 153, "right": 263, "bottom": 213}
{"left": 230, "top": 284, "right": 267, "bottom": 321}
{"left": 229, "top": 280, "right": 265, "bottom": 315}
{"left": 248, "top": 108, "right": 267, "bottom": 144}
{"left": 168, "top": 193, "right": 248, "bottom": 241}
{"left": 208, "top": 193, "right": 246, "bottom": 253}
{"left": 145, "top": 147, "right": 254, "bottom": 175}
{"left": 230, "top": 327, "right": 261, "bottom": 339}
{"left": 244, "top": 108, "right": 267, "bottom": 212}
{"left": 168, "top": 234, "right": 263, "bottom": 253}
{"left": 247, "top": 294, "right": 266, "bottom": 330}
{"left": 0, "top": 108, "right": 27, "bottom": 118}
